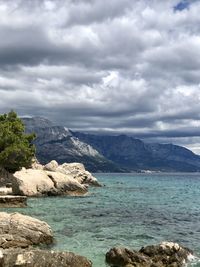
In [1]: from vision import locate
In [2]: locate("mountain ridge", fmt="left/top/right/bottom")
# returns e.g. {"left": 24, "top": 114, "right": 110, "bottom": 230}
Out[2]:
{"left": 74, "top": 131, "right": 200, "bottom": 172}
{"left": 22, "top": 117, "right": 122, "bottom": 172}
{"left": 22, "top": 117, "right": 200, "bottom": 172}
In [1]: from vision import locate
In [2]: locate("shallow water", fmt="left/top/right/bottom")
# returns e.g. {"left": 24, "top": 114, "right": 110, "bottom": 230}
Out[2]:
{"left": 3, "top": 173, "right": 200, "bottom": 266}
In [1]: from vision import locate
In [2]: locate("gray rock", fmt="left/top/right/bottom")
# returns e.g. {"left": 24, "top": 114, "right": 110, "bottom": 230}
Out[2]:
{"left": 0, "top": 248, "right": 92, "bottom": 267}
{"left": 0, "top": 212, "right": 53, "bottom": 249}
{"left": 0, "top": 196, "right": 27, "bottom": 208}
{"left": 58, "top": 162, "right": 101, "bottom": 187}
{"left": 0, "top": 212, "right": 92, "bottom": 267}
{"left": 106, "top": 247, "right": 149, "bottom": 267}
{"left": 0, "top": 169, "right": 12, "bottom": 188}
{"left": 106, "top": 242, "right": 193, "bottom": 267}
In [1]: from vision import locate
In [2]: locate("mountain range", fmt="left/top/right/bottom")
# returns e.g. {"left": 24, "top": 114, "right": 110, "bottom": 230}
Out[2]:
{"left": 23, "top": 117, "right": 200, "bottom": 172}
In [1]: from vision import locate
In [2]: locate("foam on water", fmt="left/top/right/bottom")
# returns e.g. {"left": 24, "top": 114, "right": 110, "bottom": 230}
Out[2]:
{"left": 2, "top": 173, "right": 200, "bottom": 267}
{"left": 188, "top": 254, "right": 200, "bottom": 266}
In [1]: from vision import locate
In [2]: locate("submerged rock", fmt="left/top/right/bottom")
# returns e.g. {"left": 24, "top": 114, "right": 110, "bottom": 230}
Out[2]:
{"left": 106, "top": 242, "right": 193, "bottom": 267}
{"left": 0, "top": 212, "right": 53, "bottom": 249}
{"left": 0, "top": 249, "right": 92, "bottom": 267}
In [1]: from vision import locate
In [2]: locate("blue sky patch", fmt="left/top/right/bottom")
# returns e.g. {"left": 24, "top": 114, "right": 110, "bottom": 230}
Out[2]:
{"left": 174, "top": 0, "right": 200, "bottom": 11}
{"left": 174, "top": 0, "right": 190, "bottom": 11}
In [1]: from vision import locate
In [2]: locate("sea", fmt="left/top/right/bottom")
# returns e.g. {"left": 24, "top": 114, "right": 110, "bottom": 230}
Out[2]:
{"left": 3, "top": 173, "right": 200, "bottom": 266}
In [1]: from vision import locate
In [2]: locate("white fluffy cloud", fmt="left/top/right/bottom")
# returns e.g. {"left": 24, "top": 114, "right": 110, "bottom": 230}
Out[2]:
{"left": 0, "top": 0, "right": 200, "bottom": 153}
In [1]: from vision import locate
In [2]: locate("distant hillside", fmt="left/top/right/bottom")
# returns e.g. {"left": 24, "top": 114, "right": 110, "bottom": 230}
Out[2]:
{"left": 73, "top": 132, "right": 200, "bottom": 172}
{"left": 23, "top": 117, "right": 200, "bottom": 172}
{"left": 22, "top": 117, "right": 122, "bottom": 172}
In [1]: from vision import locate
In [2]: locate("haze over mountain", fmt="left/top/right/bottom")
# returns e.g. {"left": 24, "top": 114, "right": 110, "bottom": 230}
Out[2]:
{"left": 23, "top": 117, "right": 200, "bottom": 172}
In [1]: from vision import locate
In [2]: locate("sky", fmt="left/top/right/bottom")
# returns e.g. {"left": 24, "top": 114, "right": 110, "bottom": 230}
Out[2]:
{"left": 0, "top": 0, "right": 200, "bottom": 154}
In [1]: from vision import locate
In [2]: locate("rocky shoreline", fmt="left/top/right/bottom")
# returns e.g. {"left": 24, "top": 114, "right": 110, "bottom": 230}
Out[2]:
{"left": 0, "top": 160, "right": 99, "bottom": 265}
{"left": 14, "top": 160, "right": 101, "bottom": 197}
{"left": 0, "top": 161, "right": 197, "bottom": 267}
{"left": 0, "top": 160, "right": 101, "bottom": 204}
{"left": 0, "top": 211, "right": 195, "bottom": 267}
{"left": 0, "top": 212, "right": 92, "bottom": 267}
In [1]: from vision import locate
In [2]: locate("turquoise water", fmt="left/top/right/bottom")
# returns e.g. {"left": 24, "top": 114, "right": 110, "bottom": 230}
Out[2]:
{"left": 3, "top": 173, "right": 200, "bottom": 266}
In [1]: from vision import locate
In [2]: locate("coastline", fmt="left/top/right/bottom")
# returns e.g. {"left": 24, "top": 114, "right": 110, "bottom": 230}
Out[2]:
{"left": 1, "top": 173, "right": 200, "bottom": 266}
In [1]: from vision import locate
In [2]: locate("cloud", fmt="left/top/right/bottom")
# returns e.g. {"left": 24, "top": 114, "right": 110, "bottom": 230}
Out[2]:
{"left": 0, "top": 0, "right": 200, "bottom": 153}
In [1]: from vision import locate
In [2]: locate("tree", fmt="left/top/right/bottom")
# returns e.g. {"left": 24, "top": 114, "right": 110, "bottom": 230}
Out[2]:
{"left": 0, "top": 111, "right": 36, "bottom": 173}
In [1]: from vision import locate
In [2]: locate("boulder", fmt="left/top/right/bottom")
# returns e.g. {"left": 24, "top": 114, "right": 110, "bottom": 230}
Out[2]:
{"left": 12, "top": 168, "right": 88, "bottom": 197}
{"left": 12, "top": 169, "right": 56, "bottom": 197}
{"left": 0, "top": 212, "right": 53, "bottom": 249}
{"left": 75, "top": 170, "right": 101, "bottom": 187}
{"left": 106, "top": 247, "right": 149, "bottom": 267}
{"left": 44, "top": 160, "right": 101, "bottom": 186}
{"left": 106, "top": 242, "right": 193, "bottom": 267}
{"left": 44, "top": 160, "right": 59, "bottom": 172}
{"left": 58, "top": 162, "right": 101, "bottom": 186}
{"left": 0, "top": 196, "right": 27, "bottom": 208}
{"left": 0, "top": 212, "right": 92, "bottom": 267}
{"left": 0, "top": 188, "right": 12, "bottom": 196}
{"left": 46, "top": 171, "right": 88, "bottom": 196}
{"left": 0, "top": 249, "right": 92, "bottom": 267}
{"left": 1, "top": 159, "right": 101, "bottom": 192}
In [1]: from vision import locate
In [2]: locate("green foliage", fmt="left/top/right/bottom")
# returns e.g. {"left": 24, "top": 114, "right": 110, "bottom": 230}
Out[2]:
{"left": 0, "top": 111, "right": 36, "bottom": 173}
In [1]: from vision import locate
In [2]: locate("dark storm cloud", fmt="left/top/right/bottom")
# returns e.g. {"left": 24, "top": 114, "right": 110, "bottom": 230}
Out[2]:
{"left": 0, "top": 26, "right": 53, "bottom": 66}
{"left": 0, "top": 0, "right": 200, "bottom": 153}
{"left": 0, "top": 25, "right": 100, "bottom": 68}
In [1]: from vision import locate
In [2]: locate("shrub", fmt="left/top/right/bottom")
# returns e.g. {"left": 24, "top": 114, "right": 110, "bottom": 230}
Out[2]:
{"left": 0, "top": 111, "right": 36, "bottom": 173}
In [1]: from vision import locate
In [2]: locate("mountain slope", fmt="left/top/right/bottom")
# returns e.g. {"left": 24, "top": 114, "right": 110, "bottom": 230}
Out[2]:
{"left": 22, "top": 117, "right": 200, "bottom": 172}
{"left": 22, "top": 117, "right": 121, "bottom": 172}
{"left": 73, "top": 132, "right": 200, "bottom": 172}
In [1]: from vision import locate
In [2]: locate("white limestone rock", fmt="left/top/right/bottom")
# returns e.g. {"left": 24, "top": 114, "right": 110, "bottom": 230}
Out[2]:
{"left": 0, "top": 212, "right": 53, "bottom": 248}
{"left": 45, "top": 171, "right": 88, "bottom": 195}
{"left": 12, "top": 169, "right": 56, "bottom": 197}
{"left": 44, "top": 160, "right": 59, "bottom": 172}
{"left": 12, "top": 168, "right": 88, "bottom": 197}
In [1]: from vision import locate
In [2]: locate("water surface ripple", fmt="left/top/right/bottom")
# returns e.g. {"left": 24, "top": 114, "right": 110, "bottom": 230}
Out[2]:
{"left": 3, "top": 173, "right": 200, "bottom": 266}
